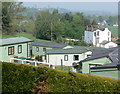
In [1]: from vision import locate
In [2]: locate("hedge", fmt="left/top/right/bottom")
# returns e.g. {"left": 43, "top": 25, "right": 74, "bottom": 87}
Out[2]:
{"left": 2, "top": 62, "right": 120, "bottom": 93}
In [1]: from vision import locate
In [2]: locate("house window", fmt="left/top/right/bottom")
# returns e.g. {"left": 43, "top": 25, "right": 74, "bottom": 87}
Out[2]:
{"left": 43, "top": 48, "right": 46, "bottom": 52}
{"left": 18, "top": 45, "right": 22, "bottom": 54}
{"left": 64, "top": 55, "right": 68, "bottom": 61}
{"left": 97, "top": 31, "right": 99, "bottom": 36}
{"left": 8, "top": 46, "right": 14, "bottom": 55}
{"left": 87, "top": 55, "right": 91, "bottom": 57}
{"left": 36, "top": 47, "right": 39, "bottom": 52}
{"left": 94, "top": 32, "right": 96, "bottom": 37}
{"left": 74, "top": 55, "right": 79, "bottom": 61}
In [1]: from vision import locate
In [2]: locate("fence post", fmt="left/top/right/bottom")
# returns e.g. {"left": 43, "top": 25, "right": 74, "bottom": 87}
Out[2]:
{"left": 34, "top": 61, "right": 37, "bottom": 66}
{"left": 49, "top": 62, "right": 51, "bottom": 68}
{"left": 10, "top": 58, "right": 12, "bottom": 63}
{"left": 21, "top": 60, "right": 24, "bottom": 64}
{"left": 61, "top": 59, "right": 63, "bottom": 70}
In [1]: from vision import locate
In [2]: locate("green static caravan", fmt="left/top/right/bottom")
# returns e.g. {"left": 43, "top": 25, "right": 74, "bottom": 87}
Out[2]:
{"left": 31, "top": 42, "right": 71, "bottom": 61}
{"left": 0, "top": 37, "right": 33, "bottom": 62}
{"left": 79, "top": 46, "right": 119, "bottom": 79}
{"left": 90, "top": 62, "right": 120, "bottom": 79}
{"left": 46, "top": 47, "right": 92, "bottom": 66}
{"left": 79, "top": 52, "right": 112, "bottom": 74}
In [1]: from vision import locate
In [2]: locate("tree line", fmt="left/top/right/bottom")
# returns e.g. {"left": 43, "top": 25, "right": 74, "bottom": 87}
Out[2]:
{"left": 3, "top": 2, "right": 117, "bottom": 46}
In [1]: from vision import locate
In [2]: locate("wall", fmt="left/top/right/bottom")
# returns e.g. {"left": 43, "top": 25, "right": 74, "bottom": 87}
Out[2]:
{"left": 47, "top": 53, "right": 89, "bottom": 66}
{"left": 85, "top": 28, "right": 111, "bottom": 46}
{"left": 94, "top": 28, "right": 111, "bottom": 46}
{"left": 84, "top": 31, "right": 93, "bottom": 44}
{"left": 99, "top": 28, "right": 111, "bottom": 43}
{"left": 32, "top": 46, "right": 52, "bottom": 56}
{"left": 0, "top": 42, "right": 29, "bottom": 62}
{"left": 90, "top": 68, "right": 119, "bottom": 79}
{"left": 82, "top": 57, "right": 111, "bottom": 74}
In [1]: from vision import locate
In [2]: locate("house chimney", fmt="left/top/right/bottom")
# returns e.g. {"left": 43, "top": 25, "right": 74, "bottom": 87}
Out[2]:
{"left": 98, "top": 25, "right": 100, "bottom": 28}
{"left": 86, "top": 26, "right": 88, "bottom": 30}
{"left": 105, "top": 25, "right": 108, "bottom": 28}
{"left": 91, "top": 25, "right": 93, "bottom": 31}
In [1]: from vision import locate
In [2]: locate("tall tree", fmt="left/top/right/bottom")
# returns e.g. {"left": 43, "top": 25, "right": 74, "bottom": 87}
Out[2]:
{"left": 2, "top": 2, "right": 25, "bottom": 34}
{"left": 35, "top": 10, "right": 52, "bottom": 40}
{"left": 91, "top": 20, "right": 97, "bottom": 25}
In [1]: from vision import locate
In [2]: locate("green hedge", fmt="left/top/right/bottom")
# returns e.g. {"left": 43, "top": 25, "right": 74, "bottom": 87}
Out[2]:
{"left": 2, "top": 62, "right": 120, "bottom": 93}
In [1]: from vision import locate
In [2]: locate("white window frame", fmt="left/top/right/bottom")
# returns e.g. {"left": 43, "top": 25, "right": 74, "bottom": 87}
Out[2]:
{"left": 64, "top": 55, "right": 68, "bottom": 61}
{"left": 18, "top": 45, "right": 22, "bottom": 54}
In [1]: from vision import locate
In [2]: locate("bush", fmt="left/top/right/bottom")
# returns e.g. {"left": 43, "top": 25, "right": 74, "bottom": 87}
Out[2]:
{"left": 2, "top": 62, "right": 120, "bottom": 93}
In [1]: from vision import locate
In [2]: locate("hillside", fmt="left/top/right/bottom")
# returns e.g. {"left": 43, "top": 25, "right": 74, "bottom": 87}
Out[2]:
{"left": 1, "top": 32, "right": 55, "bottom": 43}
{"left": 108, "top": 26, "right": 118, "bottom": 37}
{"left": 2, "top": 62, "right": 120, "bottom": 93}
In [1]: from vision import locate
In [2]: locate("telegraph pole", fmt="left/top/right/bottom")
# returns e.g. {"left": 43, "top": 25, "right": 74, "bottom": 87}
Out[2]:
{"left": 51, "top": 22, "right": 53, "bottom": 41}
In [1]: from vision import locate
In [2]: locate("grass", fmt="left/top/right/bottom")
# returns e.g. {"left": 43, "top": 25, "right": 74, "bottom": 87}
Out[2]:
{"left": 2, "top": 62, "right": 120, "bottom": 93}
{"left": 1, "top": 32, "right": 55, "bottom": 43}
{"left": 55, "top": 66, "right": 73, "bottom": 71}
{"left": 108, "top": 26, "right": 118, "bottom": 37}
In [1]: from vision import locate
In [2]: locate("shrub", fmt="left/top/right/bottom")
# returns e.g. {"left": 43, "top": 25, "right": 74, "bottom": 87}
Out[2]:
{"left": 2, "top": 62, "right": 120, "bottom": 93}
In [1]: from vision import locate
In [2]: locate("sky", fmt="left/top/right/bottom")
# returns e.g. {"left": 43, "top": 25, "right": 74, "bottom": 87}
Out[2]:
{"left": 22, "top": 2, "right": 118, "bottom": 15}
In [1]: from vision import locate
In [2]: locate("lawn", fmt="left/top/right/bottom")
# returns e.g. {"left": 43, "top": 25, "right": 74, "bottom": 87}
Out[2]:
{"left": 108, "top": 26, "right": 118, "bottom": 37}
{"left": 1, "top": 32, "right": 55, "bottom": 43}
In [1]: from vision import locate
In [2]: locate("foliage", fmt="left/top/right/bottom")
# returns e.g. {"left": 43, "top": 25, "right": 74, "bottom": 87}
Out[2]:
{"left": 108, "top": 26, "right": 118, "bottom": 37}
{"left": 35, "top": 55, "right": 43, "bottom": 61}
{"left": 35, "top": 10, "right": 85, "bottom": 42}
{"left": 2, "top": 2, "right": 25, "bottom": 34}
{"left": 2, "top": 62, "right": 120, "bottom": 93}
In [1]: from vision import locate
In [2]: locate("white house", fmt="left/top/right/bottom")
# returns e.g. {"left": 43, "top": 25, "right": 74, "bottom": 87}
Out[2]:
{"left": 46, "top": 47, "right": 92, "bottom": 66}
{"left": 84, "top": 26, "right": 112, "bottom": 47}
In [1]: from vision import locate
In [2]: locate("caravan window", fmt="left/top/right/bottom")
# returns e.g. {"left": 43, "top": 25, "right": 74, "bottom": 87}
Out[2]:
{"left": 74, "top": 55, "right": 79, "bottom": 61}
{"left": 8, "top": 46, "right": 14, "bottom": 55}
{"left": 64, "top": 55, "right": 68, "bottom": 61}
{"left": 36, "top": 47, "right": 39, "bottom": 52}
{"left": 18, "top": 45, "right": 22, "bottom": 54}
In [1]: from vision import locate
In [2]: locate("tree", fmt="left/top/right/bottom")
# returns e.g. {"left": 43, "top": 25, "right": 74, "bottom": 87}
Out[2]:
{"left": 91, "top": 20, "right": 97, "bottom": 25}
{"left": 98, "top": 16, "right": 103, "bottom": 23}
{"left": 52, "top": 22, "right": 65, "bottom": 40}
{"left": 84, "top": 19, "right": 91, "bottom": 26}
{"left": 35, "top": 10, "right": 52, "bottom": 40}
{"left": 2, "top": 2, "right": 25, "bottom": 34}
{"left": 35, "top": 9, "right": 64, "bottom": 41}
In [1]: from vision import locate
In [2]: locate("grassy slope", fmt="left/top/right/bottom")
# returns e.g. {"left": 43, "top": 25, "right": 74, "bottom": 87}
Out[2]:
{"left": 108, "top": 26, "right": 118, "bottom": 37}
{"left": 1, "top": 32, "right": 55, "bottom": 43}
{"left": 2, "top": 62, "right": 120, "bottom": 93}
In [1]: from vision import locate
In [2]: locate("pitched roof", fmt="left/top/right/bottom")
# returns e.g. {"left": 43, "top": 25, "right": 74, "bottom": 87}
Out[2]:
{"left": 46, "top": 47, "right": 89, "bottom": 54}
{"left": 80, "top": 47, "right": 118, "bottom": 62}
{"left": 90, "top": 61, "right": 120, "bottom": 69}
{"left": 74, "top": 46, "right": 111, "bottom": 56}
{"left": 31, "top": 42, "right": 67, "bottom": 48}
{"left": 80, "top": 52, "right": 110, "bottom": 62}
{"left": 85, "top": 46, "right": 120, "bottom": 69}
{"left": 0, "top": 37, "right": 33, "bottom": 46}
{"left": 100, "top": 40, "right": 109, "bottom": 45}
{"left": 86, "top": 26, "right": 105, "bottom": 32}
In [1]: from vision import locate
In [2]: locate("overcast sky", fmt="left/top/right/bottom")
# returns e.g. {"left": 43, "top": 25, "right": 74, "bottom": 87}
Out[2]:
{"left": 22, "top": 2, "right": 118, "bottom": 15}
